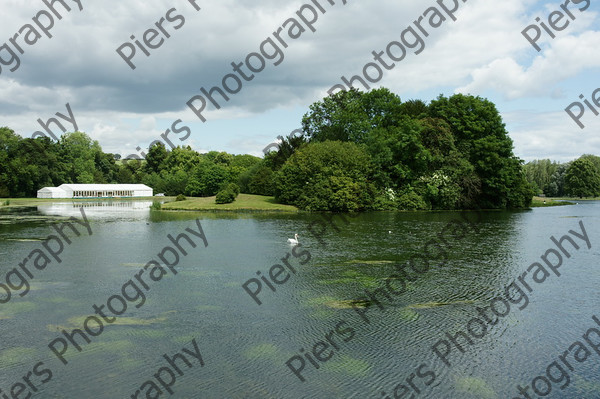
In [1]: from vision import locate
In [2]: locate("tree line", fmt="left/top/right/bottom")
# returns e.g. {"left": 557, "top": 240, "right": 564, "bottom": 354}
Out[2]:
{"left": 0, "top": 127, "right": 265, "bottom": 198}
{"left": 2, "top": 88, "right": 541, "bottom": 210}
{"left": 523, "top": 155, "right": 600, "bottom": 198}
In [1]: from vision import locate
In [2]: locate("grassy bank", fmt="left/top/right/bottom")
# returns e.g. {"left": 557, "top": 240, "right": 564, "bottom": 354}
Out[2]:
{"left": 530, "top": 197, "right": 576, "bottom": 207}
{"left": 161, "top": 194, "right": 299, "bottom": 212}
{"left": 550, "top": 197, "right": 600, "bottom": 201}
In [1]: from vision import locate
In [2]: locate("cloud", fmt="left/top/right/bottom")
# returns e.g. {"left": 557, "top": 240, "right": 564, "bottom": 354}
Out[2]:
{"left": 457, "top": 31, "right": 600, "bottom": 99}
{"left": 504, "top": 108, "right": 600, "bottom": 162}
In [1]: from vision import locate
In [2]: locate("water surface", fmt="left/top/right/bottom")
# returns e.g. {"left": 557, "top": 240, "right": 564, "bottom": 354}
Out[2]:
{"left": 0, "top": 201, "right": 598, "bottom": 398}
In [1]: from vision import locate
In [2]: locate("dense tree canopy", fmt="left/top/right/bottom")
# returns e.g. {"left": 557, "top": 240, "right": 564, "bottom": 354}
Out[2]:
{"left": 274, "top": 141, "right": 377, "bottom": 212}
{"left": 0, "top": 127, "right": 263, "bottom": 198}
{"left": 565, "top": 157, "right": 600, "bottom": 198}
{"left": 523, "top": 154, "right": 600, "bottom": 198}
{"left": 293, "top": 88, "right": 534, "bottom": 210}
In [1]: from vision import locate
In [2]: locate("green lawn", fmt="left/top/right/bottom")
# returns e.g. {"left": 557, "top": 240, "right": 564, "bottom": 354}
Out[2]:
{"left": 550, "top": 197, "right": 600, "bottom": 201}
{"left": 530, "top": 197, "right": 575, "bottom": 207}
{"left": 161, "top": 194, "right": 299, "bottom": 212}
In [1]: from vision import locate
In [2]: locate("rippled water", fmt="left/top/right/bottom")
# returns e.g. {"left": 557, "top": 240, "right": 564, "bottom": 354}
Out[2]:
{"left": 0, "top": 201, "right": 598, "bottom": 398}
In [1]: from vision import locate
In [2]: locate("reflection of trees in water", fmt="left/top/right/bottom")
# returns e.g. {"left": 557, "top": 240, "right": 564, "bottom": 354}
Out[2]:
{"left": 296, "top": 210, "right": 524, "bottom": 310}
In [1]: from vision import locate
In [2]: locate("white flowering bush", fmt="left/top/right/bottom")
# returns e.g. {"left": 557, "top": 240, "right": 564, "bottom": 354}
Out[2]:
{"left": 419, "top": 171, "right": 460, "bottom": 209}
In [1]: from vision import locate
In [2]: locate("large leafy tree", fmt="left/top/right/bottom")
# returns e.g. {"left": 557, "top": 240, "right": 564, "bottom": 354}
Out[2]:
{"left": 299, "top": 89, "right": 533, "bottom": 209}
{"left": 545, "top": 163, "right": 569, "bottom": 197}
{"left": 239, "top": 162, "right": 275, "bottom": 196}
{"left": 144, "top": 142, "right": 168, "bottom": 174}
{"left": 301, "top": 88, "right": 403, "bottom": 143}
{"left": 523, "top": 159, "right": 560, "bottom": 195}
{"left": 0, "top": 128, "right": 70, "bottom": 196}
{"left": 364, "top": 118, "right": 431, "bottom": 189}
{"left": 565, "top": 157, "right": 600, "bottom": 198}
{"left": 429, "top": 94, "right": 532, "bottom": 208}
{"left": 59, "top": 132, "right": 103, "bottom": 184}
{"left": 274, "top": 141, "right": 377, "bottom": 211}
{"left": 263, "top": 134, "right": 307, "bottom": 171}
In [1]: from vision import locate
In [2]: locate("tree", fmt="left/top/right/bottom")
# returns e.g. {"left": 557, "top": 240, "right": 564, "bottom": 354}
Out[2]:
{"left": 545, "top": 163, "right": 569, "bottom": 197}
{"left": 185, "top": 163, "right": 228, "bottom": 197}
{"left": 399, "top": 99, "right": 429, "bottom": 118}
{"left": 301, "top": 88, "right": 403, "bottom": 143}
{"left": 263, "top": 134, "right": 307, "bottom": 171}
{"left": 429, "top": 94, "right": 532, "bottom": 208}
{"left": 275, "top": 141, "right": 377, "bottom": 211}
{"left": 239, "top": 162, "right": 275, "bottom": 196}
{"left": 364, "top": 118, "right": 431, "bottom": 189}
{"left": 523, "top": 159, "right": 560, "bottom": 195}
{"left": 565, "top": 157, "right": 600, "bottom": 198}
{"left": 59, "top": 132, "right": 100, "bottom": 183}
{"left": 580, "top": 154, "right": 600, "bottom": 171}
{"left": 144, "top": 142, "right": 168, "bottom": 174}
{"left": 162, "top": 146, "right": 201, "bottom": 172}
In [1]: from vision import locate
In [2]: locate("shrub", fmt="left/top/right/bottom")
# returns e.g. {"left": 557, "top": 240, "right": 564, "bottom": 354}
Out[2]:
{"left": 397, "top": 189, "right": 429, "bottom": 211}
{"left": 150, "top": 201, "right": 162, "bottom": 210}
{"left": 226, "top": 183, "right": 240, "bottom": 196}
{"left": 215, "top": 189, "right": 236, "bottom": 204}
{"left": 274, "top": 141, "right": 377, "bottom": 211}
{"left": 175, "top": 194, "right": 186, "bottom": 201}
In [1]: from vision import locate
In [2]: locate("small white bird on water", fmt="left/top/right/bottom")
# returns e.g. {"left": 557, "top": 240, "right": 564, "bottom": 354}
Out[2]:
{"left": 288, "top": 233, "right": 299, "bottom": 245}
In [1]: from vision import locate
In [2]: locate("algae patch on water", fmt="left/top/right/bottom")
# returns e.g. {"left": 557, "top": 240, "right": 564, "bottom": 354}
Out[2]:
{"left": 455, "top": 376, "right": 497, "bottom": 398}
{"left": 47, "top": 315, "right": 167, "bottom": 331}
{"left": 406, "top": 299, "right": 476, "bottom": 309}
{"left": 0, "top": 301, "right": 35, "bottom": 320}
{"left": 244, "top": 343, "right": 281, "bottom": 361}
{"left": 304, "top": 295, "right": 370, "bottom": 309}
{"left": 344, "top": 259, "right": 395, "bottom": 265}
{"left": 574, "top": 375, "right": 600, "bottom": 397}
{"left": 318, "top": 269, "right": 381, "bottom": 290}
{"left": 325, "top": 355, "right": 370, "bottom": 378}
{"left": 3, "top": 238, "right": 45, "bottom": 242}
{"left": 398, "top": 308, "right": 420, "bottom": 322}
{"left": 0, "top": 347, "right": 37, "bottom": 369}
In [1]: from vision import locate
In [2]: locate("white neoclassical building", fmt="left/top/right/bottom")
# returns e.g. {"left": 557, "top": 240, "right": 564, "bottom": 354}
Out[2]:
{"left": 37, "top": 184, "right": 153, "bottom": 199}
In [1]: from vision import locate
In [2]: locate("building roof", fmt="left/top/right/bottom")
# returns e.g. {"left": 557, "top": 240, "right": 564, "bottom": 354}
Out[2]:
{"left": 58, "top": 184, "right": 152, "bottom": 191}
{"left": 37, "top": 187, "right": 67, "bottom": 193}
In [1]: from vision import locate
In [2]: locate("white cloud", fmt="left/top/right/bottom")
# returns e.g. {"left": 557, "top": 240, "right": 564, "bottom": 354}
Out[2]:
{"left": 457, "top": 31, "right": 600, "bottom": 99}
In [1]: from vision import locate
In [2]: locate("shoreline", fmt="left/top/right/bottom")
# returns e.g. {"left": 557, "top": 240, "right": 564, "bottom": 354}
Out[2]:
{"left": 0, "top": 194, "right": 584, "bottom": 213}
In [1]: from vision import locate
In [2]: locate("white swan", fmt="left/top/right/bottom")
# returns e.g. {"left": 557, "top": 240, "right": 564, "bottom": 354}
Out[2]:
{"left": 287, "top": 233, "right": 299, "bottom": 245}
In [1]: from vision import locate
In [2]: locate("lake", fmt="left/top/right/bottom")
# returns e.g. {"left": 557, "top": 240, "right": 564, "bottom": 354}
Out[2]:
{"left": 0, "top": 200, "right": 598, "bottom": 398}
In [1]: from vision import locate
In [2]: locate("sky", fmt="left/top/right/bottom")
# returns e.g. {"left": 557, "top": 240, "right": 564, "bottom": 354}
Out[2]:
{"left": 0, "top": 0, "right": 599, "bottom": 162}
